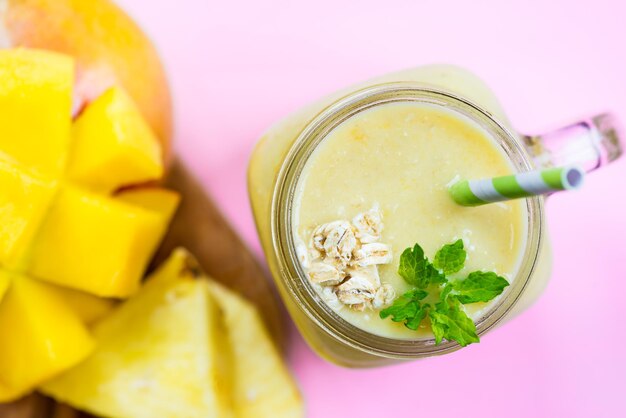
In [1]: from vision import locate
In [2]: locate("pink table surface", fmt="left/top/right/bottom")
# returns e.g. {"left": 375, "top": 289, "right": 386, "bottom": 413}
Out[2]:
{"left": 118, "top": 1, "right": 625, "bottom": 416}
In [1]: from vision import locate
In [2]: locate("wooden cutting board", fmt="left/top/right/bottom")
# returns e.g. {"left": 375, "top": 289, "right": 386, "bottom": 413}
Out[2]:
{"left": 0, "top": 158, "right": 285, "bottom": 417}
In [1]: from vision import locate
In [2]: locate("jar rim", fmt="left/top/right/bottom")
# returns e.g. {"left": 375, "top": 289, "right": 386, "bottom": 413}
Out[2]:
{"left": 271, "top": 82, "right": 544, "bottom": 359}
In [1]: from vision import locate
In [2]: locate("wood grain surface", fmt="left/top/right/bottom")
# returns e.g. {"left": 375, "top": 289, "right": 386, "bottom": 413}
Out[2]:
{"left": 0, "top": 158, "right": 285, "bottom": 417}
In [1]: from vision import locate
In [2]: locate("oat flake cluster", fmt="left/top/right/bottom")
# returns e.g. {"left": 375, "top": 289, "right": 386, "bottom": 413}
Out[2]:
{"left": 297, "top": 206, "right": 396, "bottom": 311}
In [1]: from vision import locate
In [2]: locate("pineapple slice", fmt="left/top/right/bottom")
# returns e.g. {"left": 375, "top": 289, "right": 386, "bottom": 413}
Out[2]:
{"left": 0, "top": 276, "right": 94, "bottom": 402}
{"left": 0, "top": 49, "right": 73, "bottom": 175}
{"left": 67, "top": 87, "right": 163, "bottom": 193}
{"left": 40, "top": 261, "right": 234, "bottom": 418}
{"left": 209, "top": 281, "right": 304, "bottom": 418}
{"left": 138, "top": 248, "right": 304, "bottom": 418}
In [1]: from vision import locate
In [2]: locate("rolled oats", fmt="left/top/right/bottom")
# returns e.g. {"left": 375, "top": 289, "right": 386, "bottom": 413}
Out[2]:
{"left": 372, "top": 283, "right": 396, "bottom": 309}
{"left": 353, "top": 243, "right": 393, "bottom": 267}
{"left": 300, "top": 205, "right": 396, "bottom": 312}
{"left": 336, "top": 275, "right": 376, "bottom": 306}
{"left": 308, "top": 261, "right": 344, "bottom": 286}
{"left": 352, "top": 207, "right": 383, "bottom": 243}
{"left": 312, "top": 220, "right": 356, "bottom": 265}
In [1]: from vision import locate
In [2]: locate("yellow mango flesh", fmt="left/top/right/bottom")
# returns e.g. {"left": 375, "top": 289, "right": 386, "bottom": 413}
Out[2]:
{"left": 116, "top": 187, "right": 180, "bottom": 219}
{"left": 0, "top": 49, "right": 72, "bottom": 175}
{"left": 0, "top": 271, "right": 10, "bottom": 305}
{"left": 41, "top": 267, "right": 234, "bottom": 418}
{"left": 46, "top": 285, "right": 116, "bottom": 325}
{"left": 0, "top": 157, "right": 58, "bottom": 270}
{"left": 67, "top": 87, "right": 163, "bottom": 193}
{"left": 0, "top": 48, "right": 178, "bottom": 400}
{"left": 27, "top": 186, "right": 176, "bottom": 298}
{"left": 0, "top": 276, "right": 94, "bottom": 401}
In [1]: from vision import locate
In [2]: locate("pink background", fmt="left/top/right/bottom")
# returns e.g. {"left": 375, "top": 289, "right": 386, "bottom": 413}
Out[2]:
{"left": 119, "top": 1, "right": 625, "bottom": 416}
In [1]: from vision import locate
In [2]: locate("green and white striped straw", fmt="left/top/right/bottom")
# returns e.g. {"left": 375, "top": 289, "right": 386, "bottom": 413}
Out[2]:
{"left": 449, "top": 166, "right": 585, "bottom": 206}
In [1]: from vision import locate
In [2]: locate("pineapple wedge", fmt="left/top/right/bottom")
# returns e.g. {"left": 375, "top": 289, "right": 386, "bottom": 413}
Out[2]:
{"left": 40, "top": 257, "right": 234, "bottom": 418}
{"left": 140, "top": 248, "right": 304, "bottom": 418}
{"left": 209, "top": 280, "right": 304, "bottom": 418}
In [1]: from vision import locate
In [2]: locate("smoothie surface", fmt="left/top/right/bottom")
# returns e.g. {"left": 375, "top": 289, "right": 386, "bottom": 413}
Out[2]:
{"left": 292, "top": 102, "right": 527, "bottom": 339}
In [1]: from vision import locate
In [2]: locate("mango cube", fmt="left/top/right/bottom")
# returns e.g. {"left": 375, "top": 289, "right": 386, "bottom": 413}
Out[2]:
{"left": 0, "top": 271, "right": 10, "bottom": 305}
{"left": 0, "top": 49, "right": 73, "bottom": 174}
{"left": 41, "top": 265, "right": 234, "bottom": 418}
{"left": 0, "top": 157, "right": 58, "bottom": 269}
{"left": 0, "top": 380, "right": 26, "bottom": 404}
{"left": 0, "top": 48, "right": 178, "bottom": 401}
{"left": 67, "top": 87, "right": 163, "bottom": 192}
{"left": 116, "top": 186, "right": 181, "bottom": 216}
{"left": 0, "top": 276, "right": 94, "bottom": 401}
{"left": 27, "top": 186, "right": 177, "bottom": 297}
{"left": 46, "top": 285, "right": 116, "bottom": 325}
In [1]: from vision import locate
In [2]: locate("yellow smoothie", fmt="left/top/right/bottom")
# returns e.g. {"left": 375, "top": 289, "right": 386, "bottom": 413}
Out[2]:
{"left": 292, "top": 103, "right": 527, "bottom": 339}
{"left": 249, "top": 65, "right": 552, "bottom": 365}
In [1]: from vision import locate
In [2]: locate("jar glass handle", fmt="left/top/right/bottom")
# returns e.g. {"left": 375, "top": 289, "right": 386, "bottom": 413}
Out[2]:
{"left": 523, "top": 113, "right": 623, "bottom": 172}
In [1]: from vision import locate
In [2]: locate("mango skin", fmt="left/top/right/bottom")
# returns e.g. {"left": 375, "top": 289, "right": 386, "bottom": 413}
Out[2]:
{"left": 68, "top": 87, "right": 163, "bottom": 193}
{"left": 0, "top": 275, "right": 94, "bottom": 402}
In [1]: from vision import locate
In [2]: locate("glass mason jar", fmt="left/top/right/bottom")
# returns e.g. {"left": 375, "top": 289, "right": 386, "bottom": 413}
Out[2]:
{"left": 248, "top": 66, "right": 623, "bottom": 367}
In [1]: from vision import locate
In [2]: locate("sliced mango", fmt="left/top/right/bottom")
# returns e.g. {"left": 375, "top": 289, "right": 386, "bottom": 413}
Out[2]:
{"left": 41, "top": 269, "right": 234, "bottom": 418}
{"left": 0, "top": 271, "right": 10, "bottom": 305}
{"left": 0, "top": 157, "right": 58, "bottom": 269}
{"left": 67, "top": 87, "right": 163, "bottom": 193}
{"left": 116, "top": 187, "right": 180, "bottom": 220}
{"left": 0, "top": 380, "right": 28, "bottom": 404}
{"left": 27, "top": 186, "right": 175, "bottom": 297}
{"left": 0, "top": 49, "right": 73, "bottom": 174}
{"left": 47, "top": 285, "right": 116, "bottom": 325}
{"left": 210, "top": 281, "right": 304, "bottom": 418}
{"left": 0, "top": 276, "right": 94, "bottom": 400}
{"left": 0, "top": 49, "right": 179, "bottom": 400}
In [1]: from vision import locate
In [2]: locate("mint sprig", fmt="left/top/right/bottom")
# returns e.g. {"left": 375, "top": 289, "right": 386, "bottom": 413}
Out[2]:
{"left": 398, "top": 244, "right": 445, "bottom": 288}
{"left": 433, "top": 239, "right": 466, "bottom": 275}
{"left": 447, "top": 271, "right": 510, "bottom": 304}
{"left": 429, "top": 299, "right": 479, "bottom": 347}
{"left": 380, "top": 239, "right": 509, "bottom": 347}
{"left": 379, "top": 289, "right": 429, "bottom": 330}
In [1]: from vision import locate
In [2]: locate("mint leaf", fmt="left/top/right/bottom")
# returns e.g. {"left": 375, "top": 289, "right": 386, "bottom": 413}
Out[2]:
{"left": 433, "top": 239, "right": 466, "bottom": 275}
{"left": 398, "top": 244, "right": 446, "bottom": 288}
{"left": 379, "top": 289, "right": 429, "bottom": 330}
{"left": 440, "top": 283, "right": 453, "bottom": 303}
{"left": 429, "top": 300, "right": 480, "bottom": 347}
{"left": 450, "top": 271, "right": 510, "bottom": 304}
